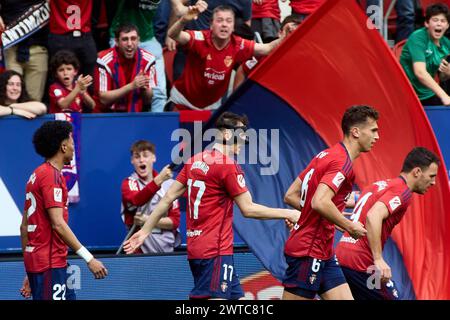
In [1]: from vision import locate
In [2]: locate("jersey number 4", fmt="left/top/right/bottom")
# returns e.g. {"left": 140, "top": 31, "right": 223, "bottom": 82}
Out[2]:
{"left": 187, "top": 179, "right": 205, "bottom": 220}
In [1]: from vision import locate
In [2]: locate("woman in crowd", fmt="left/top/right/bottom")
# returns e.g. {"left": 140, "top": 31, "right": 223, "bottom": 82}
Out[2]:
{"left": 0, "top": 70, "right": 47, "bottom": 119}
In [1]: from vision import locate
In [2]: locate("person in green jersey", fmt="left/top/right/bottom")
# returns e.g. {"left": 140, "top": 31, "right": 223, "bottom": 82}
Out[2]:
{"left": 400, "top": 3, "right": 450, "bottom": 106}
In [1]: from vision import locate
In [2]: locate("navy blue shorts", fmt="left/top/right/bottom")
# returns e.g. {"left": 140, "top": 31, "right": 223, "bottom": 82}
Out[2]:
{"left": 27, "top": 267, "right": 76, "bottom": 300}
{"left": 283, "top": 255, "right": 347, "bottom": 299}
{"left": 341, "top": 266, "right": 400, "bottom": 300}
{"left": 189, "top": 255, "right": 244, "bottom": 300}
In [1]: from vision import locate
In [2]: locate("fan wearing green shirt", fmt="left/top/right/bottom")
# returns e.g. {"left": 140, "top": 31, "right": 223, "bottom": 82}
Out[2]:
{"left": 400, "top": 3, "right": 450, "bottom": 106}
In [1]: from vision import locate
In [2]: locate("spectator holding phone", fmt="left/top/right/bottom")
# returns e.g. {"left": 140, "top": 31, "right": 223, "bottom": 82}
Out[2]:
{"left": 400, "top": 3, "right": 450, "bottom": 106}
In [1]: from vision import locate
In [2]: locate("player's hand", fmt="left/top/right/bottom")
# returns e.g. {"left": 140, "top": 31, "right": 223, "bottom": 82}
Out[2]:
{"left": 374, "top": 258, "right": 392, "bottom": 282}
{"left": 344, "top": 191, "right": 359, "bottom": 208}
{"left": 182, "top": 0, "right": 208, "bottom": 22}
{"left": 132, "top": 71, "right": 150, "bottom": 90}
{"left": 19, "top": 276, "right": 32, "bottom": 299}
{"left": 133, "top": 213, "right": 147, "bottom": 227}
{"left": 347, "top": 221, "right": 367, "bottom": 239}
{"left": 87, "top": 258, "right": 108, "bottom": 279}
{"left": 154, "top": 164, "right": 173, "bottom": 186}
{"left": 123, "top": 229, "right": 148, "bottom": 254}
{"left": 285, "top": 209, "right": 300, "bottom": 226}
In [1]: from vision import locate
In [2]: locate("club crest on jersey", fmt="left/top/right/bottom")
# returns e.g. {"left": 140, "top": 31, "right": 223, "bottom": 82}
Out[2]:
{"left": 224, "top": 56, "right": 233, "bottom": 67}
{"left": 54, "top": 188, "right": 62, "bottom": 202}
{"left": 128, "top": 179, "right": 139, "bottom": 191}
{"left": 207, "top": 54, "right": 212, "bottom": 60}
{"left": 221, "top": 281, "right": 228, "bottom": 293}
{"left": 309, "top": 274, "right": 317, "bottom": 285}
{"left": 54, "top": 88, "right": 62, "bottom": 97}
{"left": 374, "top": 180, "right": 388, "bottom": 191}
{"left": 389, "top": 196, "right": 401, "bottom": 211}
{"left": 332, "top": 172, "right": 345, "bottom": 188}
{"left": 237, "top": 174, "right": 246, "bottom": 188}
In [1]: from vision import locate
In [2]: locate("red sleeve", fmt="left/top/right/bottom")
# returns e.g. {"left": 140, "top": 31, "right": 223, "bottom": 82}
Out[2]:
{"left": 235, "top": 37, "right": 255, "bottom": 64}
{"left": 167, "top": 199, "right": 181, "bottom": 229}
{"left": 320, "top": 158, "right": 349, "bottom": 194}
{"left": 40, "top": 172, "right": 65, "bottom": 209}
{"left": 121, "top": 178, "right": 161, "bottom": 208}
{"left": 176, "top": 165, "right": 188, "bottom": 185}
{"left": 378, "top": 190, "right": 405, "bottom": 215}
{"left": 93, "top": 65, "right": 111, "bottom": 113}
{"left": 223, "top": 164, "right": 248, "bottom": 198}
{"left": 48, "top": 83, "right": 64, "bottom": 113}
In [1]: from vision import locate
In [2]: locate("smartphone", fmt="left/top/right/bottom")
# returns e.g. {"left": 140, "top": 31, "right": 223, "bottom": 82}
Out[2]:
{"left": 445, "top": 55, "right": 450, "bottom": 63}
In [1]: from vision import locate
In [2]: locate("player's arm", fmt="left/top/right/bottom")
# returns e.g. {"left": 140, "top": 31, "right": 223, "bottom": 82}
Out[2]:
{"left": 284, "top": 177, "right": 303, "bottom": 211}
{"left": 157, "top": 199, "right": 180, "bottom": 230}
{"left": 365, "top": 201, "right": 391, "bottom": 281}
{"left": 124, "top": 180, "right": 186, "bottom": 253}
{"left": 168, "top": 0, "right": 208, "bottom": 45}
{"left": 48, "top": 207, "right": 108, "bottom": 279}
{"left": 311, "top": 183, "right": 367, "bottom": 239}
{"left": 20, "top": 211, "right": 29, "bottom": 252}
{"left": 253, "top": 38, "right": 281, "bottom": 57}
{"left": 234, "top": 191, "right": 300, "bottom": 223}
{"left": 413, "top": 61, "right": 450, "bottom": 105}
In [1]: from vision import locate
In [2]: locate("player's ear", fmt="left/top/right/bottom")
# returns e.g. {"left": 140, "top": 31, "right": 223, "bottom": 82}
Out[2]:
{"left": 412, "top": 167, "right": 422, "bottom": 178}
{"left": 350, "top": 126, "right": 360, "bottom": 138}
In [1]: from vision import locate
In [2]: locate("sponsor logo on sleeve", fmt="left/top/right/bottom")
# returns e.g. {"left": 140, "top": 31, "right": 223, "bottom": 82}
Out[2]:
{"left": 194, "top": 31, "right": 204, "bottom": 41}
{"left": 54, "top": 188, "right": 62, "bottom": 202}
{"left": 332, "top": 172, "right": 345, "bottom": 188}
{"left": 237, "top": 174, "right": 246, "bottom": 188}
{"left": 389, "top": 196, "right": 401, "bottom": 211}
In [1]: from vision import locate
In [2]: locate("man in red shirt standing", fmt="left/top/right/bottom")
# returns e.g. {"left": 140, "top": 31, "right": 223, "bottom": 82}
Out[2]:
{"left": 48, "top": 0, "right": 97, "bottom": 77}
{"left": 335, "top": 147, "right": 439, "bottom": 300}
{"left": 20, "top": 121, "right": 107, "bottom": 300}
{"left": 124, "top": 112, "right": 300, "bottom": 299}
{"left": 95, "top": 23, "right": 157, "bottom": 113}
{"left": 282, "top": 105, "right": 379, "bottom": 300}
{"left": 167, "top": 1, "right": 281, "bottom": 111}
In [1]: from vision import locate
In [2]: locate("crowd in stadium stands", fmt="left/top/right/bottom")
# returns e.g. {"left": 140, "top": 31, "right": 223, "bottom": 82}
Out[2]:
{"left": 2, "top": 0, "right": 449, "bottom": 119}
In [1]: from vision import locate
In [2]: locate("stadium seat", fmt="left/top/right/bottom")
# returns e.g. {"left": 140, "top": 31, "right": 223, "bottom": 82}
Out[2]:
{"left": 392, "top": 39, "right": 407, "bottom": 60}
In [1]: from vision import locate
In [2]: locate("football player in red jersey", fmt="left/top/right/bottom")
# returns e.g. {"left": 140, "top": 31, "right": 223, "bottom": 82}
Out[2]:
{"left": 282, "top": 105, "right": 379, "bottom": 300}
{"left": 124, "top": 112, "right": 300, "bottom": 299}
{"left": 335, "top": 147, "right": 439, "bottom": 300}
{"left": 20, "top": 121, "right": 107, "bottom": 300}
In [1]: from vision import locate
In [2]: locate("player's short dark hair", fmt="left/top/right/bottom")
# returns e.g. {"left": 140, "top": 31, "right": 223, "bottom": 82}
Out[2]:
{"left": 341, "top": 105, "right": 379, "bottom": 136}
{"left": 130, "top": 140, "right": 155, "bottom": 155}
{"left": 114, "top": 23, "right": 140, "bottom": 39}
{"left": 425, "top": 3, "right": 450, "bottom": 22}
{"left": 280, "top": 14, "right": 303, "bottom": 30}
{"left": 401, "top": 147, "right": 440, "bottom": 173}
{"left": 33, "top": 121, "right": 73, "bottom": 159}
{"left": 212, "top": 5, "right": 235, "bottom": 21}
{"left": 49, "top": 50, "right": 80, "bottom": 77}
{"left": 215, "top": 112, "right": 249, "bottom": 130}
